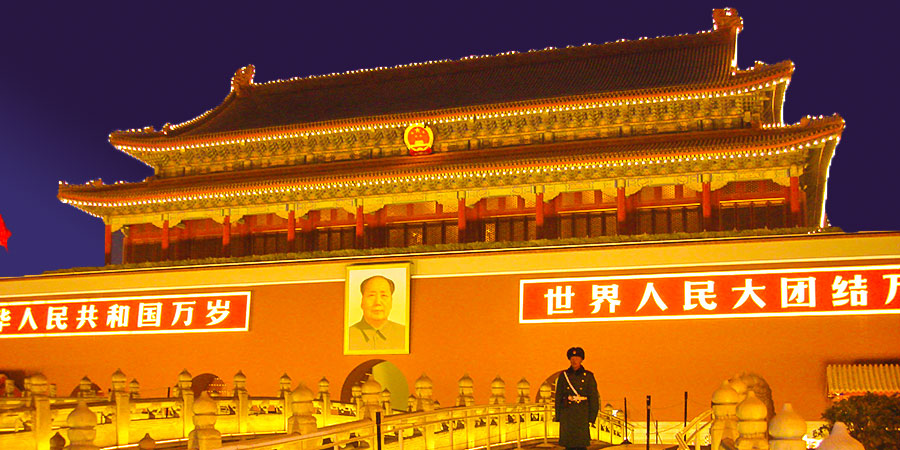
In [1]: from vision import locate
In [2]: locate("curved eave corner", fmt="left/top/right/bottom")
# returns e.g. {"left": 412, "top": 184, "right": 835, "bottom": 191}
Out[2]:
{"left": 809, "top": 116, "right": 845, "bottom": 228}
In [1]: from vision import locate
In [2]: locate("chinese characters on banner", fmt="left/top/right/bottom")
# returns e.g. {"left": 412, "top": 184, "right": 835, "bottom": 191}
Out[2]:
{"left": 519, "top": 265, "right": 900, "bottom": 323}
{"left": 0, "top": 292, "right": 250, "bottom": 338}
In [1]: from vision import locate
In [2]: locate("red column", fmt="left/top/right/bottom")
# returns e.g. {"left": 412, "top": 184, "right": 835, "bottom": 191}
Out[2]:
{"left": 789, "top": 176, "right": 801, "bottom": 226}
{"left": 309, "top": 211, "right": 318, "bottom": 251}
{"left": 104, "top": 224, "right": 112, "bottom": 265}
{"left": 455, "top": 198, "right": 466, "bottom": 243}
{"left": 287, "top": 210, "right": 296, "bottom": 250}
{"left": 222, "top": 215, "right": 231, "bottom": 257}
{"left": 535, "top": 192, "right": 544, "bottom": 239}
{"left": 616, "top": 187, "right": 626, "bottom": 234}
{"left": 161, "top": 220, "right": 169, "bottom": 260}
{"left": 702, "top": 182, "right": 712, "bottom": 230}
{"left": 355, "top": 205, "right": 365, "bottom": 249}
{"left": 123, "top": 226, "right": 131, "bottom": 264}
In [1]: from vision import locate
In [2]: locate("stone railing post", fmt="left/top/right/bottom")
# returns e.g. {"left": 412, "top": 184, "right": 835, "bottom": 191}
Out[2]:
{"left": 361, "top": 376, "right": 383, "bottom": 450}
{"left": 111, "top": 369, "right": 130, "bottom": 446}
{"left": 457, "top": 374, "right": 475, "bottom": 407}
{"left": 407, "top": 394, "right": 416, "bottom": 413}
{"left": 65, "top": 400, "right": 98, "bottom": 450}
{"left": 381, "top": 389, "right": 393, "bottom": 416}
{"left": 710, "top": 380, "right": 740, "bottom": 450}
{"left": 489, "top": 376, "right": 506, "bottom": 405}
{"left": 233, "top": 371, "right": 249, "bottom": 434}
{"left": 351, "top": 384, "right": 363, "bottom": 418}
{"left": 279, "top": 373, "right": 293, "bottom": 397}
{"left": 318, "top": 377, "right": 331, "bottom": 421}
{"left": 178, "top": 369, "right": 194, "bottom": 438}
{"left": 129, "top": 379, "right": 140, "bottom": 399}
{"left": 735, "top": 391, "right": 768, "bottom": 450}
{"left": 77, "top": 377, "right": 95, "bottom": 398}
{"left": 457, "top": 374, "right": 476, "bottom": 448}
{"left": 489, "top": 376, "right": 507, "bottom": 443}
{"left": 516, "top": 378, "right": 530, "bottom": 404}
{"left": 137, "top": 433, "right": 156, "bottom": 450}
{"left": 414, "top": 374, "right": 435, "bottom": 450}
{"left": 360, "top": 376, "right": 383, "bottom": 421}
{"left": 187, "top": 391, "right": 221, "bottom": 450}
{"left": 415, "top": 374, "right": 435, "bottom": 412}
{"left": 517, "top": 378, "right": 531, "bottom": 439}
{"left": 539, "top": 381, "right": 552, "bottom": 444}
{"left": 287, "top": 384, "right": 317, "bottom": 450}
{"left": 31, "top": 373, "right": 52, "bottom": 450}
{"left": 280, "top": 373, "right": 293, "bottom": 432}
{"left": 5, "top": 378, "right": 17, "bottom": 397}
{"left": 767, "top": 403, "right": 805, "bottom": 450}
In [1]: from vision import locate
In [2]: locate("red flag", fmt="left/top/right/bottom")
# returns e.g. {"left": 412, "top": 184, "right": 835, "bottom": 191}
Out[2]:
{"left": 0, "top": 213, "right": 10, "bottom": 251}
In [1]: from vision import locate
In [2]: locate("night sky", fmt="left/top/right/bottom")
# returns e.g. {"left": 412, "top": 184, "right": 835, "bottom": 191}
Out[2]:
{"left": 1, "top": 2, "right": 897, "bottom": 277}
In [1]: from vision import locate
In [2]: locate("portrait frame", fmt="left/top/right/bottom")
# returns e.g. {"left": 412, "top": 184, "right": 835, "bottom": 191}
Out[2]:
{"left": 344, "top": 262, "right": 411, "bottom": 355}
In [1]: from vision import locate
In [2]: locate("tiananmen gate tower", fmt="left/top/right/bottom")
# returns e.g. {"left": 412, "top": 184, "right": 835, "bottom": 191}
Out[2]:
{"left": 1, "top": 8, "right": 897, "bottom": 450}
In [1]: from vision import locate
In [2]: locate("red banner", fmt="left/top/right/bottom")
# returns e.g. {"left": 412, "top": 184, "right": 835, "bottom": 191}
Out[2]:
{"left": 520, "top": 265, "right": 900, "bottom": 323}
{"left": 0, "top": 292, "right": 250, "bottom": 338}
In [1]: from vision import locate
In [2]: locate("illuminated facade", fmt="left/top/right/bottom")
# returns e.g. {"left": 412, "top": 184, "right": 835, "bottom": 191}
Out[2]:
{"left": 59, "top": 9, "right": 833, "bottom": 265}
{"left": 2, "top": 8, "right": 898, "bottom": 435}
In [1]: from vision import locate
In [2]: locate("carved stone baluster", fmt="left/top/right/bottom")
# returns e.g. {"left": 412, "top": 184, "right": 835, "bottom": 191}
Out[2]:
{"left": 735, "top": 391, "right": 768, "bottom": 450}
{"left": 31, "top": 374, "right": 52, "bottom": 450}
{"left": 111, "top": 369, "right": 130, "bottom": 446}
{"left": 233, "top": 371, "right": 248, "bottom": 434}
{"left": 767, "top": 403, "right": 805, "bottom": 450}
{"left": 65, "top": 400, "right": 98, "bottom": 450}
{"left": 318, "top": 377, "right": 331, "bottom": 421}
{"left": 456, "top": 374, "right": 475, "bottom": 407}
{"left": 177, "top": 370, "right": 194, "bottom": 438}
{"left": 187, "top": 392, "right": 221, "bottom": 450}
{"left": 710, "top": 380, "right": 740, "bottom": 450}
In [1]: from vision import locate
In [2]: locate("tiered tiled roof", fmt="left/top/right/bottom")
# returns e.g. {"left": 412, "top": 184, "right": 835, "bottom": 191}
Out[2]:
{"left": 61, "top": 116, "right": 843, "bottom": 210}
{"left": 108, "top": 8, "right": 755, "bottom": 153}
{"left": 827, "top": 364, "right": 900, "bottom": 397}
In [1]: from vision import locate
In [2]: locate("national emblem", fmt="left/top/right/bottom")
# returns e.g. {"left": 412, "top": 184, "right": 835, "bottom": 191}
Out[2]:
{"left": 403, "top": 124, "right": 434, "bottom": 155}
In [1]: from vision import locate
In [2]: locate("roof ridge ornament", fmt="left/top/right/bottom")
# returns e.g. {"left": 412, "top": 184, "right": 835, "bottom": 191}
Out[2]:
{"left": 231, "top": 65, "right": 255, "bottom": 97}
{"left": 712, "top": 8, "right": 743, "bottom": 32}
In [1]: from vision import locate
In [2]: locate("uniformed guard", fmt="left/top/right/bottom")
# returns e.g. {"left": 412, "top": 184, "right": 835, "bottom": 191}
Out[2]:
{"left": 554, "top": 347, "right": 599, "bottom": 450}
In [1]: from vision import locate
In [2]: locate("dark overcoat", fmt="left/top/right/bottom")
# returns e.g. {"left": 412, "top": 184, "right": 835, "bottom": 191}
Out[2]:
{"left": 554, "top": 366, "right": 599, "bottom": 448}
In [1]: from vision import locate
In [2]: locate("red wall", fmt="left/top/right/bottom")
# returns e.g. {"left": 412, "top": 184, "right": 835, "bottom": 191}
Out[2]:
{"left": 2, "top": 268, "right": 898, "bottom": 421}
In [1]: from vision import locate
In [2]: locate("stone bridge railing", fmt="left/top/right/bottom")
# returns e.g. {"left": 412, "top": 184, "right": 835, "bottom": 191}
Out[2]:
{"left": 211, "top": 374, "right": 628, "bottom": 450}
{"left": 0, "top": 370, "right": 356, "bottom": 450}
{"left": 1, "top": 371, "right": 628, "bottom": 450}
{"left": 672, "top": 373, "right": 862, "bottom": 450}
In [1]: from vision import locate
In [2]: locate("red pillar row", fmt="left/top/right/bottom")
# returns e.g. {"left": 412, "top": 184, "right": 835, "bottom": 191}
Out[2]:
{"left": 789, "top": 176, "right": 802, "bottom": 227}
{"left": 161, "top": 220, "right": 169, "bottom": 259}
{"left": 457, "top": 198, "right": 467, "bottom": 243}
{"left": 355, "top": 205, "right": 365, "bottom": 249}
{"left": 535, "top": 192, "right": 544, "bottom": 239}
{"left": 287, "top": 210, "right": 296, "bottom": 250}
{"left": 104, "top": 224, "right": 112, "bottom": 266}
{"left": 222, "top": 215, "right": 231, "bottom": 257}
{"left": 616, "top": 187, "right": 626, "bottom": 233}
{"left": 701, "top": 181, "right": 712, "bottom": 231}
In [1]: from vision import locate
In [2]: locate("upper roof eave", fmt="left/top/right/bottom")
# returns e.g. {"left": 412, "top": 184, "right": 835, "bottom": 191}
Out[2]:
{"left": 65, "top": 114, "right": 843, "bottom": 211}
{"left": 108, "top": 60, "right": 794, "bottom": 157}
{"left": 108, "top": 10, "right": 757, "bottom": 156}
